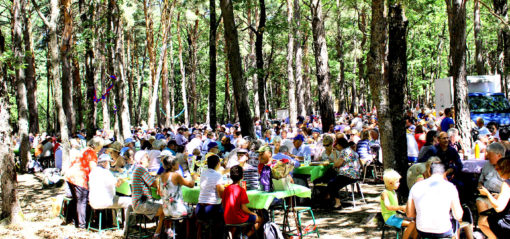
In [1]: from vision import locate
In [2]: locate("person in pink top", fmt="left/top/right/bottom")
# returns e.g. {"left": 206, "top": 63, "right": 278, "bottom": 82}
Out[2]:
{"left": 64, "top": 137, "right": 103, "bottom": 228}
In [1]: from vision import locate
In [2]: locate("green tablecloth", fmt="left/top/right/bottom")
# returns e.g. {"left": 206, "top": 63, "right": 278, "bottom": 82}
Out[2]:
{"left": 293, "top": 164, "right": 332, "bottom": 182}
{"left": 182, "top": 184, "right": 311, "bottom": 209}
{"left": 115, "top": 180, "right": 160, "bottom": 200}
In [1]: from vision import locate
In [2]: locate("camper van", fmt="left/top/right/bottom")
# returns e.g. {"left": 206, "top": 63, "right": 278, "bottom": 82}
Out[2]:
{"left": 435, "top": 75, "right": 510, "bottom": 126}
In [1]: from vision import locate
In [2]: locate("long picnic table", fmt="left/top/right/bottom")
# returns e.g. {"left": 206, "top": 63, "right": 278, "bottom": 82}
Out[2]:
{"left": 182, "top": 184, "right": 311, "bottom": 209}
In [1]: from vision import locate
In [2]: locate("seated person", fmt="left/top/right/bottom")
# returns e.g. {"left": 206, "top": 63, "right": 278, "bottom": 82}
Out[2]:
{"left": 106, "top": 142, "right": 126, "bottom": 173}
{"left": 478, "top": 156, "right": 510, "bottom": 239}
{"left": 195, "top": 155, "right": 225, "bottom": 223}
{"left": 88, "top": 154, "right": 132, "bottom": 211}
{"left": 406, "top": 157, "right": 441, "bottom": 190}
{"left": 222, "top": 165, "right": 262, "bottom": 237}
{"left": 328, "top": 138, "right": 361, "bottom": 209}
{"left": 159, "top": 154, "right": 197, "bottom": 237}
{"left": 233, "top": 149, "right": 259, "bottom": 190}
{"left": 131, "top": 152, "right": 164, "bottom": 238}
{"left": 477, "top": 143, "right": 505, "bottom": 237}
{"left": 257, "top": 146, "right": 275, "bottom": 192}
{"left": 380, "top": 169, "right": 417, "bottom": 239}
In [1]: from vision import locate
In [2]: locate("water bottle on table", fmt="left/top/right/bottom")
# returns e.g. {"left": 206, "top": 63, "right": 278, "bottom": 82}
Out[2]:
{"left": 304, "top": 154, "right": 311, "bottom": 166}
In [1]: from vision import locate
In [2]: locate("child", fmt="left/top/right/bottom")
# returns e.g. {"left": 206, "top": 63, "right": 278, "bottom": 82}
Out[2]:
{"left": 222, "top": 165, "right": 262, "bottom": 238}
{"left": 380, "top": 169, "right": 417, "bottom": 239}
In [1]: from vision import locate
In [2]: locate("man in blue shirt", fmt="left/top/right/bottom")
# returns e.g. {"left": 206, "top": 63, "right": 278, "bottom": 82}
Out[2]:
{"left": 290, "top": 134, "right": 311, "bottom": 161}
{"left": 440, "top": 108, "right": 455, "bottom": 132}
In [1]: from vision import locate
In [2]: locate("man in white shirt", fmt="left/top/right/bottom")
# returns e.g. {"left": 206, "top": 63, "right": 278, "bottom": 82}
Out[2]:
{"left": 407, "top": 163, "right": 463, "bottom": 238}
{"left": 88, "top": 154, "right": 131, "bottom": 210}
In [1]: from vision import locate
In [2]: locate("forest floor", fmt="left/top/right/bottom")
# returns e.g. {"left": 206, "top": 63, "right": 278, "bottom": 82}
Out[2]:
{"left": 0, "top": 173, "right": 385, "bottom": 239}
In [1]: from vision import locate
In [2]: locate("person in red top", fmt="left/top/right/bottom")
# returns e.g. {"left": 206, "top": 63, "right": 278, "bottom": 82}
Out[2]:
{"left": 64, "top": 137, "right": 103, "bottom": 228}
{"left": 222, "top": 165, "right": 262, "bottom": 237}
{"left": 414, "top": 125, "right": 426, "bottom": 151}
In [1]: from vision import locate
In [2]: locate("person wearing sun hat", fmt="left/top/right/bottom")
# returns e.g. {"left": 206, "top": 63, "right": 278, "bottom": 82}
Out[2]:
{"left": 120, "top": 138, "right": 135, "bottom": 156}
{"left": 106, "top": 141, "right": 126, "bottom": 172}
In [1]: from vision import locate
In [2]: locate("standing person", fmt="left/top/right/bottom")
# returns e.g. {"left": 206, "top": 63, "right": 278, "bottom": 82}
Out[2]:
{"left": 64, "top": 137, "right": 103, "bottom": 228}
{"left": 478, "top": 157, "right": 510, "bottom": 238}
{"left": 407, "top": 163, "right": 463, "bottom": 238}
{"left": 440, "top": 108, "right": 455, "bottom": 132}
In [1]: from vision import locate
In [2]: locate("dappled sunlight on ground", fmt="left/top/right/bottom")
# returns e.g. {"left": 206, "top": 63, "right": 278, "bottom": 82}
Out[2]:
{"left": 1, "top": 174, "right": 385, "bottom": 238}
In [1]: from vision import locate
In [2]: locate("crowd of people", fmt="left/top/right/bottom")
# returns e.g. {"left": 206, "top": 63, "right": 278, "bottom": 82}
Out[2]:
{"left": 12, "top": 105, "right": 510, "bottom": 238}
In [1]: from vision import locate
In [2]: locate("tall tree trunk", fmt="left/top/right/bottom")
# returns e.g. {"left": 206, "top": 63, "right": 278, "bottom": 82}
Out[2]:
{"left": 23, "top": 3, "right": 39, "bottom": 134}
{"left": 335, "top": 0, "right": 345, "bottom": 114}
{"left": 310, "top": 0, "right": 335, "bottom": 132}
{"left": 13, "top": 0, "right": 31, "bottom": 172}
{"left": 169, "top": 40, "right": 175, "bottom": 124}
{"left": 101, "top": 56, "right": 110, "bottom": 131}
{"left": 148, "top": 0, "right": 174, "bottom": 129}
{"left": 367, "top": 0, "right": 393, "bottom": 176}
{"left": 144, "top": 0, "right": 157, "bottom": 128}
{"left": 0, "top": 28, "right": 22, "bottom": 224}
{"left": 446, "top": 0, "right": 472, "bottom": 149}
{"left": 223, "top": 40, "right": 232, "bottom": 123}
{"left": 494, "top": 0, "right": 509, "bottom": 97}
{"left": 387, "top": 3, "right": 409, "bottom": 199}
{"left": 248, "top": 0, "right": 259, "bottom": 119}
{"left": 209, "top": 0, "right": 218, "bottom": 129}
{"left": 35, "top": 0, "right": 70, "bottom": 171}
{"left": 127, "top": 31, "right": 135, "bottom": 125}
{"left": 220, "top": 0, "right": 256, "bottom": 138}
{"left": 113, "top": 8, "right": 131, "bottom": 141}
{"left": 294, "top": 0, "right": 305, "bottom": 117}
{"left": 474, "top": 0, "right": 484, "bottom": 75}
{"left": 188, "top": 12, "right": 200, "bottom": 125}
{"left": 256, "top": 0, "right": 267, "bottom": 124}
{"left": 72, "top": 57, "right": 83, "bottom": 130}
{"left": 82, "top": 1, "right": 97, "bottom": 139}
{"left": 60, "top": 0, "right": 75, "bottom": 133}
{"left": 177, "top": 13, "right": 189, "bottom": 126}
{"left": 303, "top": 39, "right": 313, "bottom": 115}
{"left": 287, "top": 0, "right": 298, "bottom": 127}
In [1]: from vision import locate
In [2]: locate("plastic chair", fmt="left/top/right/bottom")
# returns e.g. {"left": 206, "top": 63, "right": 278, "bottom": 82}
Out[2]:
{"left": 344, "top": 182, "right": 366, "bottom": 207}
{"left": 377, "top": 213, "right": 402, "bottom": 239}
{"left": 87, "top": 207, "right": 121, "bottom": 233}
{"left": 294, "top": 206, "right": 320, "bottom": 238}
{"left": 59, "top": 196, "right": 72, "bottom": 220}
{"left": 163, "top": 216, "right": 188, "bottom": 239}
{"left": 125, "top": 211, "right": 153, "bottom": 239}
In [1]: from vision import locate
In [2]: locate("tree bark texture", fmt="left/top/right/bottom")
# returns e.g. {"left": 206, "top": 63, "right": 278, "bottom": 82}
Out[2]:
{"left": 446, "top": 0, "right": 472, "bottom": 149}
{"left": 220, "top": 0, "right": 256, "bottom": 138}
{"left": 0, "top": 27, "right": 22, "bottom": 224}
{"left": 493, "top": 0, "right": 509, "bottom": 97}
{"left": 72, "top": 56, "right": 83, "bottom": 130}
{"left": 287, "top": 0, "right": 298, "bottom": 128}
{"left": 177, "top": 13, "right": 189, "bottom": 126}
{"left": 294, "top": 0, "right": 305, "bottom": 117}
{"left": 335, "top": 0, "right": 346, "bottom": 114}
{"left": 13, "top": 0, "right": 31, "bottom": 172}
{"left": 209, "top": 0, "right": 218, "bottom": 129}
{"left": 387, "top": 3, "right": 409, "bottom": 198}
{"left": 23, "top": 3, "right": 39, "bottom": 134}
{"left": 83, "top": 1, "right": 97, "bottom": 139}
{"left": 474, "top": 0, "right": 484, "bottom": 75}
{"left": 310, "top": 0, "right": 335, "bottom": 132}
{"left": 144, "top": 0, "right": 157, "bottom": 129}
{"left": 60, "top": 0, "right": 75, "bottom": 133}
{"left": 188, "top": 12, "right": 200, "bottom": 125}
{"left": 367, "top": 0, "right": 394, "bottom": 175}
{"left": 256, "top": 0, "right": 267, "bottom": 124}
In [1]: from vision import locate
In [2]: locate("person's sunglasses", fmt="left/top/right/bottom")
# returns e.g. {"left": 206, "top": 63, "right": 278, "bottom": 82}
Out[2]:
{"left": 323, "top": 144, "right": 331, "bottom": 147}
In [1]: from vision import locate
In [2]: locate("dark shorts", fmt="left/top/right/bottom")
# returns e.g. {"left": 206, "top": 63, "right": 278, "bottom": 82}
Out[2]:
{"left": 245, "top": 214, "right": 256, "bottom": 223}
